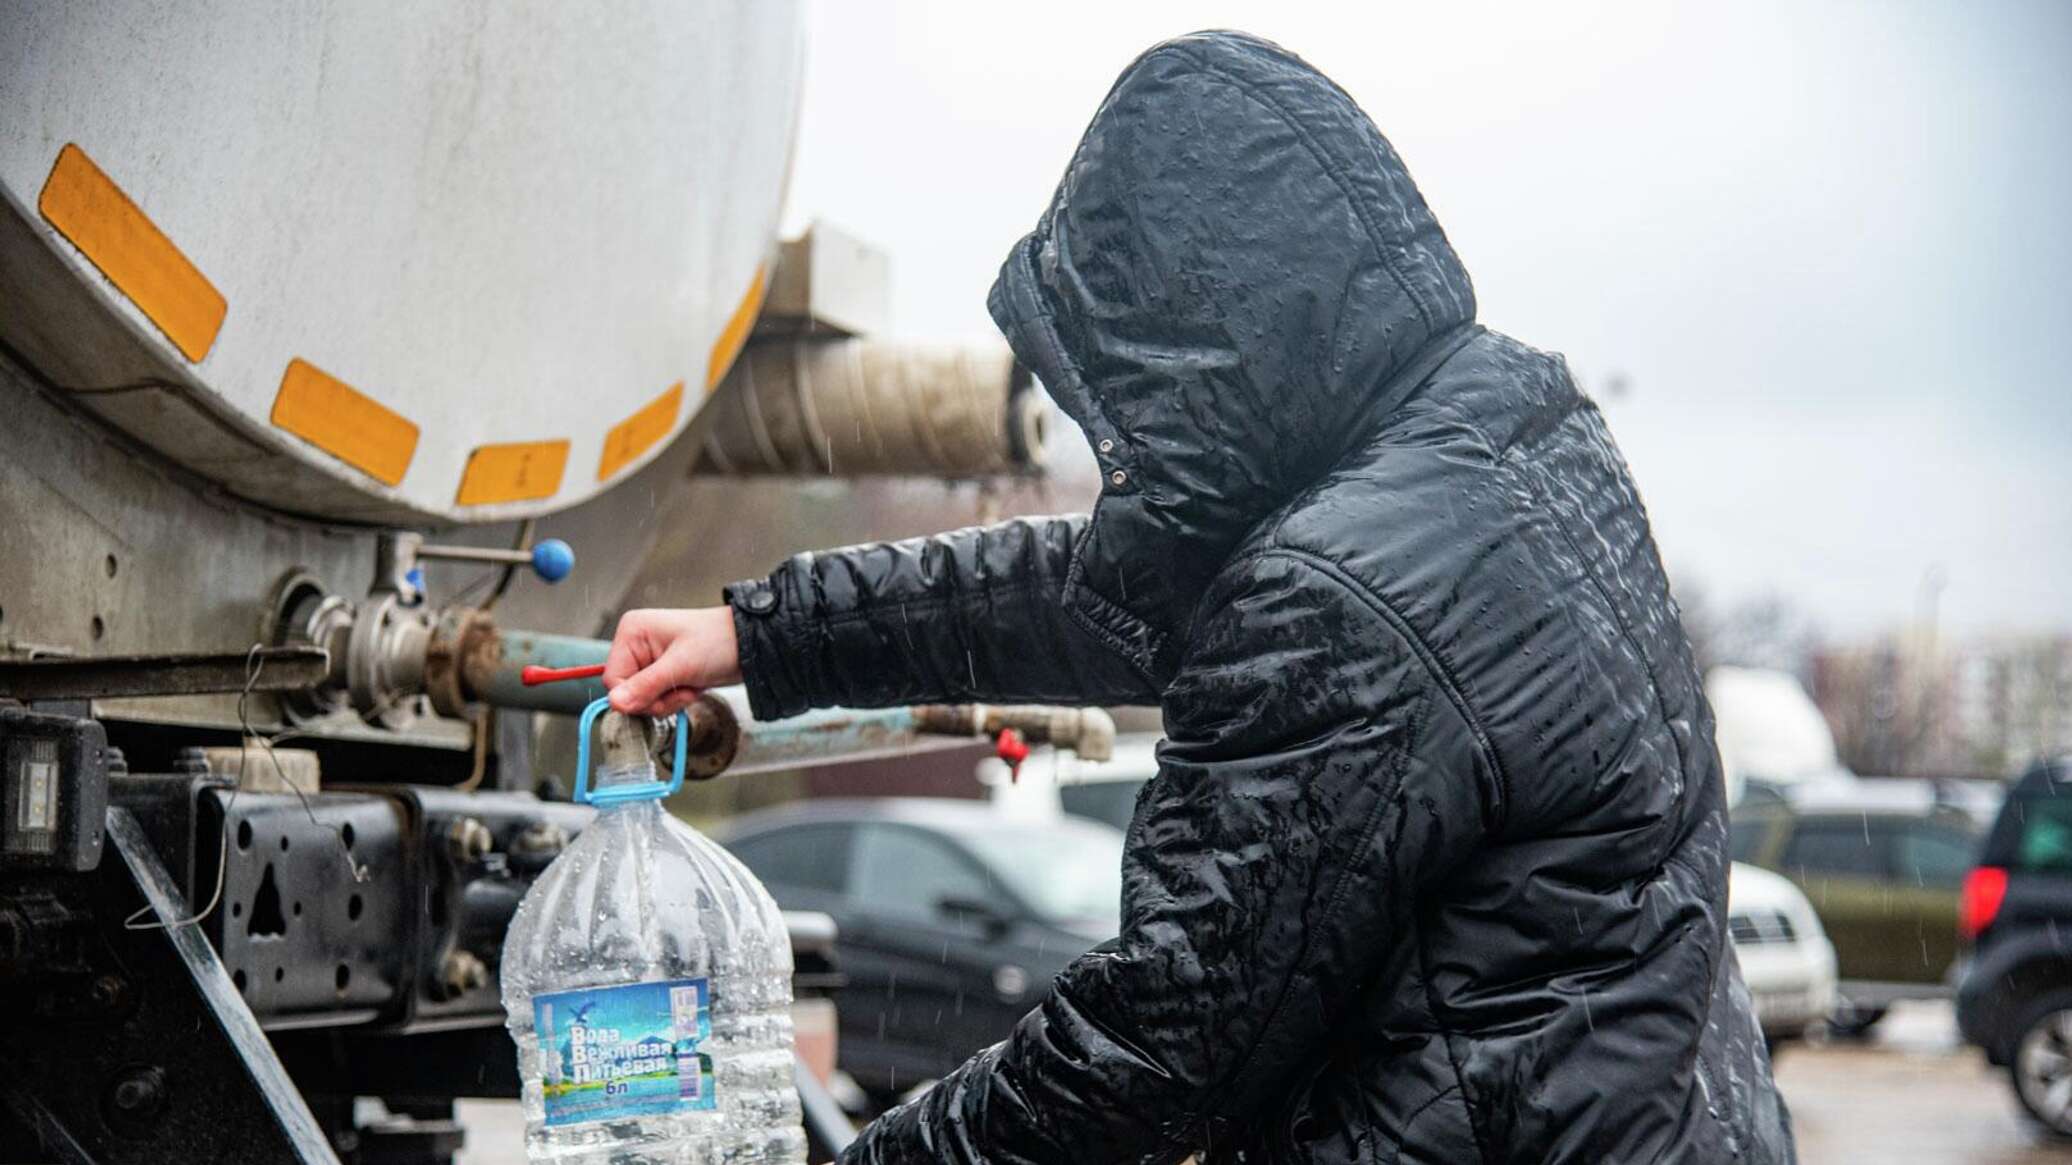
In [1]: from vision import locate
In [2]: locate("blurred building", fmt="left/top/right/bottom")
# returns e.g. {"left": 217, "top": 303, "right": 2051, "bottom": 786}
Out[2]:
{"left": 1811, "top": 630, "right": 2072, "bottom": 780}
{"left": 1949, "top": 634, "right": 2072, "bottom": 777}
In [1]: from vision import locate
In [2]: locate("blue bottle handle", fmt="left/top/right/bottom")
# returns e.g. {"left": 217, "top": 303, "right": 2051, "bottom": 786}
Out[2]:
{"left": 573, "top": 696, "right": 688, "bottom": 806}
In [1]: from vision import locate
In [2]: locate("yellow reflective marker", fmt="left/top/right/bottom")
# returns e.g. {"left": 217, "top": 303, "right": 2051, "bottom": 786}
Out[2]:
{"left": 705, "top": 264, "right": 767, "bottom": 392}
{"left": 38, "top": 143, "right": 228, "bottom": 363}
{"left": 599, "top": 381, "right": 684, "bottom": 482}
{"left": 457, "top": 440, "right": 570, "bottom": 506}
{"left": 271, "top": 358, "right": 419, "bottom": 486}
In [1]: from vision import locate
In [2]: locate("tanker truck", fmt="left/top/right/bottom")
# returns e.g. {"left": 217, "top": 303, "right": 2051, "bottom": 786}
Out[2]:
{"left": 0, "top": 6, "right": 1104, "bottom": 1161}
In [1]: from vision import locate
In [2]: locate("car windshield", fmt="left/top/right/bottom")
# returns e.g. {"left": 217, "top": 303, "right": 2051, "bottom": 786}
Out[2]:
{"left": 957, "top": 820, "right": 1124, "bottom": 932}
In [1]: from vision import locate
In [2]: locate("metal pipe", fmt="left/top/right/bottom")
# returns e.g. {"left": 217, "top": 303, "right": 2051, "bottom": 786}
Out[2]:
{"left": 414, "top": 544, "right": 534, "bottom": 566}
{"left": 911, "top": 704, "right": 1117, "bottom": 762}
{"left": 709, "top": 690, "right": 977, "bottom": 777}
{"left": 434, "top": 619, "right": 1117, "bottom": 776}
{"left": 696, "top": 338, "right": 1049, "bottom": 478}
{"left": 466, "top": 630, "right": 611, "bottom": 716}
{"left": 447, "top": 625, "right": 964, "bottom": 772}
{"left": 706, "top": 693, "right": 1116, "bottom": 776}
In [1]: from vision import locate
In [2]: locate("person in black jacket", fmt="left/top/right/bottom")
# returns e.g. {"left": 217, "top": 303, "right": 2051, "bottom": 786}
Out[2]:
{"left": 604, "top": 30, "right": 1794, "bottom": 1165}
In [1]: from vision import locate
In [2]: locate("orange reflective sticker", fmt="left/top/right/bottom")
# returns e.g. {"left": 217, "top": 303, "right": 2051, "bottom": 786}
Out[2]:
{"left": 456, "top": 440, "right": 570, "bottom": 506}
{"left": 598, "top": 381, "right": 684, "bottom": 481}
{"left": 271, "top": 358, "right": 419, "bottom": 486}
{"left": 705, "top": 264, "right": 767, "bottom": 392}
{"left": 38, "top": 143, "right": 228, "bottom": 363}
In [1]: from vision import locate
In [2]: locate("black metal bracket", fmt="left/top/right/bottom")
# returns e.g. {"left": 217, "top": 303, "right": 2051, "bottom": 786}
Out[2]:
{"left": 0, "top": 808, "right": 338, "bottom": 1163}
{"left": 0, "top": 705, "right": 856, "bottom": 1164}
{"left": 0, "top": 647, "right": 329, "bottom": 701}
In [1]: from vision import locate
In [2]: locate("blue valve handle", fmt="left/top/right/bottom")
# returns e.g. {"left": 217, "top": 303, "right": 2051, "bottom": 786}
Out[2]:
{"left": 404, "top": 537, "right": 576, "bottom": 587}
{"left": 530, "top": 538, "right": 575, "bottom": 583}
{"left": 573, "top": 696, "right": 688, "bottom": 806}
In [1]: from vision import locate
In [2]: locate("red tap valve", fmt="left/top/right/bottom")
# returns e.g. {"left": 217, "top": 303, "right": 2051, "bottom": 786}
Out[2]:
{"left": 995, "top": 727, "right": 1030, "bottom": 783}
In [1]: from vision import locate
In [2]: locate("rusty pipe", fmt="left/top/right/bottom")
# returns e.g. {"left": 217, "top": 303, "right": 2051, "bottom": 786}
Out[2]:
{"left": 415, "top": 613, "right": 1113, "bottom": 779}
{"left": 697, "top": 338, "right": 1049, "bottom": 478}
{"left": 910, "top": 704, "right": 1117, "bottom": 763}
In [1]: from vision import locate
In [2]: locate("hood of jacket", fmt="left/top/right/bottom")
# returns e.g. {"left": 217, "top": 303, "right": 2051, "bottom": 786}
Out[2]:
{"left": 989, "top": 30, "right": 1477, "bottom": 682}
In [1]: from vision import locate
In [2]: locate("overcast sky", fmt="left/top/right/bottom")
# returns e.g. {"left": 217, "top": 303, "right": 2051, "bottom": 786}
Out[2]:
{"left": 782, "top": 0, "right": 2071, "bottom": 638}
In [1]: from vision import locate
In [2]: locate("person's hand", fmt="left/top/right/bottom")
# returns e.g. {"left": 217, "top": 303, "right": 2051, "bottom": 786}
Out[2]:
{"left": 602, "top": 607, "right": 742, "bottom": 717}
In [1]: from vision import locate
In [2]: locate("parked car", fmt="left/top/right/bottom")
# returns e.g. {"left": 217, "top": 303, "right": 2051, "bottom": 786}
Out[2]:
{"left": 993, "top": 734, "right": 1837, "bottom": 1046}
{"left": 715, "top": 798, "right": 1122, "bottom": 1107}
{"left": 1956, "top": 759, "right": 2072, "bottom": 1137}
{"left": 1728, "top": 861, "right": 1840, "bottom": 1048}
{"left": 1731, "top": 776, "right": 1993, "bottom": 1034}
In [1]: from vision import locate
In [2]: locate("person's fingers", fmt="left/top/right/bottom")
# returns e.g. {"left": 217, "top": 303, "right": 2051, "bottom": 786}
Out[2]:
{"left": 601, "top": 608, "right": 732, "bottom": 714}
{"left": 649, "top": 687, "right": 702, "bottom": 718}
{"left": 608, "top": 658, "right": 679, "bottom": 714}
{"left": 601, "top": 612, "right": 655, "bottom": 688}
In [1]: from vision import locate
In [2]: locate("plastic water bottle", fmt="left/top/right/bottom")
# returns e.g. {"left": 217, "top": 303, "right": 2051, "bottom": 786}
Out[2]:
{"left": 502, "top": 701, "right": 805, "bottom": 1163}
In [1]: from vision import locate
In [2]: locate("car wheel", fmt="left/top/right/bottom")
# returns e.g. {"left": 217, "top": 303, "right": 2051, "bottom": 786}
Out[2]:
{"left": 1826, "top": 999, "right": 1888, "bottom": 1039}
{"left": 2010, "top": 992, "right": 2072, "bottom": 1138}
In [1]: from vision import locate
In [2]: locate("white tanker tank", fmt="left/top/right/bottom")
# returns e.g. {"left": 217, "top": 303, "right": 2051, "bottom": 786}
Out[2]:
{"left": 3, "top": 1, "right": 801, "bottom": 524}
{"left": 0, "top": 1, "right": 1056, "bottom": 748}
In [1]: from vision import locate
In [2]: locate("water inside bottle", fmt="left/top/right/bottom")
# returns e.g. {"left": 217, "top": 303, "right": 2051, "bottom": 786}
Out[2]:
{"left": 503, "top": 759, "right": 805, "bottom": 1163}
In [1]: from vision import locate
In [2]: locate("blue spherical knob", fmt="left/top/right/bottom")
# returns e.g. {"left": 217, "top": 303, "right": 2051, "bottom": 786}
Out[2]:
{"left": 531, "top": 539, "right": 575, "bottom": 583}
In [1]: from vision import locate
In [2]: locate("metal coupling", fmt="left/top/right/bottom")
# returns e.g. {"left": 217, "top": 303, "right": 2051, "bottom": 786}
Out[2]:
{"left": 444, "top": 818, "right": 493, "bottom": 865}
{"left": 509, "top": 821, "right": 570, "bottom": 864}
{"left": 911, "top": 704, "right": 1117, "bottom": 762}
{"left": 436, "top": 950, "right": 488, "bottom": 1000}
{"left": 423, "top": 606, "right": 500, "bottom": 720}
{"left": 680, "top": 694, "right": 741, "bottom": 780}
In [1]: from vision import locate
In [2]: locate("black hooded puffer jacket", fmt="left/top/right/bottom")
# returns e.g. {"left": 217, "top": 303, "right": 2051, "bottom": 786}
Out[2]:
{"left": 725, "top": 31, "right": 1794, "bottom": 1165}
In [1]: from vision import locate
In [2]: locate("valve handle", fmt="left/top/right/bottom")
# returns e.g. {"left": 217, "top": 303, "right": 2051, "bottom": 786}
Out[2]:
{"left": 995, "top": 727, "right": 1031, "bottom": 784}
{"left": 521, "top": 663, "right": 607, "bottom": 686}
{"left": 573, "top": 696, "right": 688, "bottom": 806}
{"left": 401, "top": 536, "right": 577, "bottom": 585}
{"left": 530, "top": 539, "right": 575, "bottom": 583}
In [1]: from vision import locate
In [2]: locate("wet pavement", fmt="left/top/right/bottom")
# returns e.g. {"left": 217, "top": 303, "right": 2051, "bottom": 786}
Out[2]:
{"left": 1779, "top": 1001, "right": 2071, "bottom": 1164}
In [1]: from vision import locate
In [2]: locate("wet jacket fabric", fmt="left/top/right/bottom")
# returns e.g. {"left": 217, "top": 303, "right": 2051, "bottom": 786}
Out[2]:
{"left": 725, "top": 31, "right": 1793, "bottom": 1165}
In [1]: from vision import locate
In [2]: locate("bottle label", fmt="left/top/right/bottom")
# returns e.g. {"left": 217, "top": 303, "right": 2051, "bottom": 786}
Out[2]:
{"left": 532, "top": 977, "right": 717, "bottom": 1125}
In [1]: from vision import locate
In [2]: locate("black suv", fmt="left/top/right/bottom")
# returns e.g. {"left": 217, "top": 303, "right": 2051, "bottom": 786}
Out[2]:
{"left": 1955, "top": 758, "right": 2072, "bottom": 1136}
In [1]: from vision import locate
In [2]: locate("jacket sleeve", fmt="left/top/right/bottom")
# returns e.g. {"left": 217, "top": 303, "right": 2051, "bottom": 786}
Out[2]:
{"left": 722, "top": 515, "right": 1162, "bottom": 719}
{"left": 838, "top": 549, "right": 1496, "bottom": 1165}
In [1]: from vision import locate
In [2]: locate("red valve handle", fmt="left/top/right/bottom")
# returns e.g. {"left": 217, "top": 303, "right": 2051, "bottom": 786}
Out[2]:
{"left": 520, "top": 663, "right": 607, "bottom": 686}
{"left": 995, "top": 727, "right": 1030, "bottom": 783}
